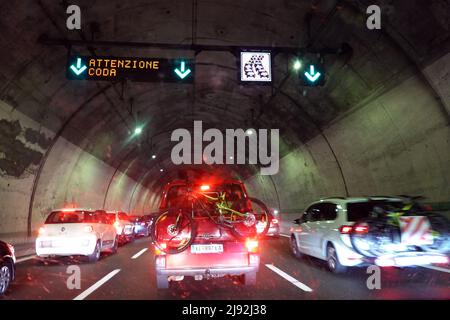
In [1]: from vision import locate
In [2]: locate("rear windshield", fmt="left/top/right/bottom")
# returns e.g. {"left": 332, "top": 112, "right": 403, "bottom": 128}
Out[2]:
{"left": 166, "top": 183, "right": 246, "bottom": 204}
{"left": 45, "top": 210, "right": 98, "bottom": 224}
{"left": 347, "top": 200, "right": 404, "bottom": 222}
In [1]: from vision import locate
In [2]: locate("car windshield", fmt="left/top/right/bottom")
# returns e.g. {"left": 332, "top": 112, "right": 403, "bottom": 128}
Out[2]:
{"left": 346, "top": 200, "right": 404, "bottom": 222}
{"left": 45, "top": 210, "right": 98, "bottom": 224}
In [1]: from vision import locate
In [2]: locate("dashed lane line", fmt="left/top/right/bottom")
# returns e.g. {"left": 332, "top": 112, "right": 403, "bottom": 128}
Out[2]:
{"left": 73, "top": 269, "right": 121, "bottom": 300}
{"left": 131, "top": 248, "right": 148, "bottom": 259}
{"left": 265, "top": 264, "right": 313, "bottom": 292}
{"left": 16, "top": 255, "right": 37, "bottom": 263}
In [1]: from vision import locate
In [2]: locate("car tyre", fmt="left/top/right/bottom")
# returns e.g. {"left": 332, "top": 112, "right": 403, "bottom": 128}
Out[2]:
{"left": 0, "top": 261, "right": 13, "bottom": 295}
{"left": 326, "top": 244, "right": 346, "bottom": 274}
{"left": 291, "top": 235, "right": 304, "bottom": 259}
{"left": 156, "top": 275, "right": 169, "bottom": 289}
{"left": 111, "top": 236, "right": 119, "bottom": 254}
{"left": 88, "top": 241, "right": 101, "bottom": 263}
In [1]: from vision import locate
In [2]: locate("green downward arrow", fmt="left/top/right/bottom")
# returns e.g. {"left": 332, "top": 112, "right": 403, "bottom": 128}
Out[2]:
{"left": 304, "top": 65, "right": 321, "bottom": 82}
{"left": 174, "top": 61, "right": 191, "bottom": 79}
{"left": 70, "top": 58, "right": 87, "bottom": 76}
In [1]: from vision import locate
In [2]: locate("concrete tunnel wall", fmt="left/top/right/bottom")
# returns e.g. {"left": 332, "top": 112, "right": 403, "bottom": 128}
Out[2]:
{"left": 245, "top": 52, "right": 450, "bottom": 215}
{"left": 0, "top": 100, "right": 152, "bottom": 243}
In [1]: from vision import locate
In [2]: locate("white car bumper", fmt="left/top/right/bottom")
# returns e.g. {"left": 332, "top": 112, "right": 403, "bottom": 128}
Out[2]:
{"left": 36, "top": 235, "right": 97, "bottom": 257}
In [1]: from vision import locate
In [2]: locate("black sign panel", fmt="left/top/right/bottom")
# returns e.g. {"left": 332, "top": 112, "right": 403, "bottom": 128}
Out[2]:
{"left": 66, "top": 56, "right": 194, "bottom": 83}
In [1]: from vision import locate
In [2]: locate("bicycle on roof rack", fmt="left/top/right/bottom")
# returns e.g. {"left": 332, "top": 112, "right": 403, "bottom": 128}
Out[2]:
{"left": 349, "top": 196, "right": 450, "bottom": 258}
{"left": 150, "top": 185, "right": 271, "bottom": 254}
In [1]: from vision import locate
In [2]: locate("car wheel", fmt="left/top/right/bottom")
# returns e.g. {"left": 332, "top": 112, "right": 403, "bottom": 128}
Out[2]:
{"left": 111, "top": 236, "right": 119, "bottom": 254}
{"left": 291, "top": 235, "right": 304, "bottom": 259}
{"left": 0, "top": 261, "right": 12, "bottom": 295}
{"left": 88, "top": 241, "right": 101, "bottom": 263}
{"left": 243, "top": 272, "right": 256, "bottom": 286}
{"left": 326, "top": 244, "right": 346, "bottom": 274}
{"left": 156, "top": 275, "right": 169, "bottom": 289}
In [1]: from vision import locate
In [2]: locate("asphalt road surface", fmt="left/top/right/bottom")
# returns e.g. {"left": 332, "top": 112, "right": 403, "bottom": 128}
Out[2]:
{"left": 3, "top": 236, "right": 450, "bottom": 300}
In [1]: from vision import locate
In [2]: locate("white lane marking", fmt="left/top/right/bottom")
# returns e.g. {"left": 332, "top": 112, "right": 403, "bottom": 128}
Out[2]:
{"left": 131, "top": 248, "right": 148, "bottom": 259}
{"left": 420, "top": 265, "right": 450, "bottom": 274}
{"left": 280, "top": 234, "right": 290, "bottom": 238}
{"left": 73, "top": 269, "right": 121, "bottom": 300}
{"left": 16, "top": 255, "right": 37, "bottom": 263}
{"left": 265, "top": 264, "right": 313, "bottom": 292}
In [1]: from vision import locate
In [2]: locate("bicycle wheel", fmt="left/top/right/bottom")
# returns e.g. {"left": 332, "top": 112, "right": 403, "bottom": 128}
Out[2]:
{"left": 151, "top": 208, "right": 197, "bottom": 254}
{"left": 229, "top": 197, "right": 271, "bottom": 240}
{"left": 350, "top": 219, "right": 401, "bottom": 258}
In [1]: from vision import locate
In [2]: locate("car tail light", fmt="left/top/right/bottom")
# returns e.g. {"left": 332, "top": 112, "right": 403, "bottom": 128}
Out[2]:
{"left": 154, "top": 243, "right": 167, "bottom": 255}
{"left": 38, "top": 227, "right": 46, "bottom": 235}
{"left": 271, "top": 218, "right": 279, "bottom": 224}
{"left": 84, "top": 225, "right": 94, "bottom": 233}
{"left": 354, "top": 224, "right": 369, "bottom": 234}
{"left": 339, "top": 225, "right": 353, "bottom": 234}
{"left": 200, "top": 185, "right": 210, "bottom": 191}
{"left": 245, "top": 239, "right": 258, "bottom": 253}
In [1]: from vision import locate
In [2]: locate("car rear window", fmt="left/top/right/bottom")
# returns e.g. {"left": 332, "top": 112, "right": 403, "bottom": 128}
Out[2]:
{"left": 166, "top": 183, "right": 246, "bottom": 205}
{"left": 45, "top": 210, "right": 98, "bottom": 224}
{"left": 346, "top": 200, "right": 404, "bottom": 222}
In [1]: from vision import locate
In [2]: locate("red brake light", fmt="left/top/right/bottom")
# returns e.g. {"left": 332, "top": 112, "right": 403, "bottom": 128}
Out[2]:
{"left": 339, "top": 225, "right": 353, "bottom": 234}
{"left": 271, "top": 218, "right": 279, "bottom": 224}
{"left": 155, "top": 242, "right": 167, "bottom": 255}
{"left": 200, "top": 185, "right": 210, "bottom": 191}
{"left": 354, "top": 225, "right": 369, "bottom": 234}
{"left": 245, "top": 239, "right": 258, "bottom": 252}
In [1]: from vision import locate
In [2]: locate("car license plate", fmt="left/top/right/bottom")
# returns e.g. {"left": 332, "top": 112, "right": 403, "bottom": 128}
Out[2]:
{"left": 191, "top": 244, "right": 223, "bottom": 254}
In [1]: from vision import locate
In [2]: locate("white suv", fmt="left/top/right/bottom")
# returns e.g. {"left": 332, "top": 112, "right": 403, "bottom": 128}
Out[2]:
{"left": 289, "top": 197, "right": 448, "bottom": 273}
{"left": 36, "top": 209, "right": 118, "bottom": 262}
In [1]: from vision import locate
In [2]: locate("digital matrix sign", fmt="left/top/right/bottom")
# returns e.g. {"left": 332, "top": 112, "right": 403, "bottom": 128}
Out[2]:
{"left": 66, "top": 56, "right": 194, "bottom": 83}
{"left": 240, "top": 51, "right": 272, "bottom": 83}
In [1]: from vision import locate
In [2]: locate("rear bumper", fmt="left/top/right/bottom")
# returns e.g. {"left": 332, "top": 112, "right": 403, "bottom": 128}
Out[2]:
{"left": 373, "top": 252, "right": 449, "bottom": 267}
{"left": 35, "top": 235, "right": 97, "bottom": 257}
{"left": 156, "top": 265, "right": 259, "bottom": 276}
{"left": 155, "top": 253, "right": 260, "bottom": 276}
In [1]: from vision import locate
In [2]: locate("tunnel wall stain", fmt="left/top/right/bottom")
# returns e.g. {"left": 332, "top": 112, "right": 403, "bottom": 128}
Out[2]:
{"left": 0, "top": 101, "right": 154, "bottom": 243}
{"left": 0, "top": 119, "right": 45, "bottom": 177}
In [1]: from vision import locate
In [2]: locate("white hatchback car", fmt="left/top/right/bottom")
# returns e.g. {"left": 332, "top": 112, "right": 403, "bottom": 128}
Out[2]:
{"left": 36, "top": 209, "right": 118, "bottom": 262}
{"left": 289, "top": 197, "right": 448, "bottom": 273}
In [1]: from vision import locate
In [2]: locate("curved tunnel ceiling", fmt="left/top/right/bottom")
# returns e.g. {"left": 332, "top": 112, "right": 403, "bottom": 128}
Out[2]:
{"left": 1, "top": 0, "right": 449, "bottom": 202}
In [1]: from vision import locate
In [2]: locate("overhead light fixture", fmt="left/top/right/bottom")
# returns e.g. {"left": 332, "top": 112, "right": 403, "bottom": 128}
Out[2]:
{"left": 293, "top": 59, "right": 302, "bottom": 71}
{"left": 246, "top": 129, "right": 254, "bottom": 135}
{"left": 152, "top": 154, "right": 156, "bottom": 159}
{"left": 160, "top": 168, "right": 164, "bottom": 172}
{"left": 134, "top": 127, "right": 143, "bottom": 135}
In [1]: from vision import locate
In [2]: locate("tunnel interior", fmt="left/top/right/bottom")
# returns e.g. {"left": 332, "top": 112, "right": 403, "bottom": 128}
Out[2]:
{"left": 0, "top": 0, "right": 449, "bottom": 243}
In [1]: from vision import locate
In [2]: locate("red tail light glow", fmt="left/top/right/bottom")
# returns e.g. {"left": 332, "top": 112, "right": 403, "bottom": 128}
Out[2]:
{"left": 200, "top": 185, "right": 210, "bottom": 191}
{"left": 245, "top": 239, "right": 258, "bottom": 253}
{"left": 271, "top": 218, "right": 279, "bottom": 224}
{"left": 339, "top": 225, "right": 353, "bottom": 234}
{"left": 354, "top": 225, "right": 369, "bottom": 234}
{"left": 141, "top": 222, "right": 146, "bottom": 226}
{"left": 155, "top": 242, "right": 167, "bottom": 255}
